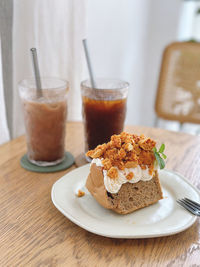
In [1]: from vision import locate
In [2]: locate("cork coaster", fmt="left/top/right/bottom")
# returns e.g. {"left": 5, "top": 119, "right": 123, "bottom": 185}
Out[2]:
{"left": 20, "top": 152, "right": 74, "bottom": 173}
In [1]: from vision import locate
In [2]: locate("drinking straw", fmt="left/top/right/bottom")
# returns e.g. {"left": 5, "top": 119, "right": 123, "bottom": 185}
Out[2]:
{"left": 82, "top": 39, "right": 97, "bottom": 89}
{"left": 30, "top": 48, "right": 43, "bottom": 98}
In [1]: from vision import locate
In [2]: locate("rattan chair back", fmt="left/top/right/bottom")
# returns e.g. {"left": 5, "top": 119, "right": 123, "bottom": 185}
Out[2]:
{"left": 155, "top": 42, "right": 200, "bottom": 124}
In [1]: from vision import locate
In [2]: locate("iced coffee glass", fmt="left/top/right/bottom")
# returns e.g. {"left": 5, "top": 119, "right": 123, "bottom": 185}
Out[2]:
{"left": 81, "top": 78, "right": 129, "bottom": 160}
{"left": 19, "top": 77, "right": 69, "bottom": 166}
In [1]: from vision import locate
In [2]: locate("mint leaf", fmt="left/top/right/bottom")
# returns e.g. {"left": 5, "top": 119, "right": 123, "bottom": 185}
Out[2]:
{"left": 153, "top": 143, "right": 166, "bottom": 169}
{"left": 154, "top": 152, "right": 160, "bottom": 163}
{"left": 154, "top": 152, "right": 165, "bottom": 169}
{"left": 159, "top": 144, "right": 165, "bottom": 153}
{"left": 152, "top": 147, "right": 157, "bottom": 153}
{"left": 159, "top": 157, "right": 165, "bottom": 169}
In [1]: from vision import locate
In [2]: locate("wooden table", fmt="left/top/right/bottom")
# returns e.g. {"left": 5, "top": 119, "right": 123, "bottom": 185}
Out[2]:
{"left": 0, "top": 121, "right": 200, "bottom": 266}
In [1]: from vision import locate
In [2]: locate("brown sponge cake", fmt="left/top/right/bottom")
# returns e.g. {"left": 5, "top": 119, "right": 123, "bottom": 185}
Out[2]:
{"left": 85, "top": 132, "right": 164, "bottom": 214}
{"left": 110, "top": 173, "right": 163, "bottom": 214}
{"left": 86, "top": 163, "right": 163, "bottom": 214}
{"left": 86, "top": 164, "right": 113, "bottom": 210}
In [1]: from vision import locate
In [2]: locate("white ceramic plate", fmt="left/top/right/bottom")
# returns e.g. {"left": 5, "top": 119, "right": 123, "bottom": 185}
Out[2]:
{"left": 51, "top": 164, "right": 200, "bottom": 239}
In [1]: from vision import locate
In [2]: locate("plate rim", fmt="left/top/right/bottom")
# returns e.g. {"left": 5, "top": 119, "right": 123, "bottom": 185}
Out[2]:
{"left": 51, "top": 165, "right": 199, "bottom": 239}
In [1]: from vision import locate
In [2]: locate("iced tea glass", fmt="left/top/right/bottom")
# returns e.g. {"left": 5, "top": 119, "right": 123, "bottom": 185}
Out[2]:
{"left": 19, "top": 77, "right": 69, "bottom": 166}
{"left": 81, "top": 78, "right": 129, "bottom": 161}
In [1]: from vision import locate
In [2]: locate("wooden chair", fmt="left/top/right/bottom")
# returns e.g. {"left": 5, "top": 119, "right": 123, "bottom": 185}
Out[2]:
{"left": 155, "top": 42, "right": 200, "bottom": 130}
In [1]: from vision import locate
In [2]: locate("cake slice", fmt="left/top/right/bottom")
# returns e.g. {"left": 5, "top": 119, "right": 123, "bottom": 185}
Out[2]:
{"left": 85, "top": 132, "right": 164, "bottom": 214}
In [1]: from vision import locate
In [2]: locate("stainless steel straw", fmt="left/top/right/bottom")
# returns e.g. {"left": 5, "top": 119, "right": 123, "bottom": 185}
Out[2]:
{"left": 82, "top": 39, "right": 97, "bottom": 89}
{"left": 30, "top": 48, "right": 43, "bottom": 98}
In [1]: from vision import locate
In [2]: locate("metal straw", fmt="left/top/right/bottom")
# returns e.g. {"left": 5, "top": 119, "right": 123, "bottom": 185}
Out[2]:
{"left": 30, "top": 48, "right": 43, "bottom": 98}
{"left": 82, "top": 39, "right": 97, "bottom": 89}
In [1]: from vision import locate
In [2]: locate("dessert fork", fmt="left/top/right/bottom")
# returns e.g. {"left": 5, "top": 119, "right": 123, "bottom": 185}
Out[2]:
{"left": 177, "top": 198, "right": 200, "bottom": 216}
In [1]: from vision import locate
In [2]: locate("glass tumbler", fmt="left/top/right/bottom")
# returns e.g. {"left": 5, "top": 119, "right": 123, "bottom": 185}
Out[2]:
{"left": 19, "top": 77, "right": 69, "bottom": 166}
{"left": 81, "top": 78, "right": 129, "bottom": 160}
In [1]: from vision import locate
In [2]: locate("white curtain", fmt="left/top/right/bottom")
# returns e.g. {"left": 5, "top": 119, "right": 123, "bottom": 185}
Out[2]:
{"left": 0, "top": 38, "right": 10, "bottom": 143}
{"left": 0, "top": 0, "right": 184, "bottom": 144}
{"left": 12, "top": 0, "right": 87, "bottom": 138}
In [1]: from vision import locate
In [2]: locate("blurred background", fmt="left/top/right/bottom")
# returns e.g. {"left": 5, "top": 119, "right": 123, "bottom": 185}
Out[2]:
{"left": 1, "top": 0, "right": 200, "bottom": 144}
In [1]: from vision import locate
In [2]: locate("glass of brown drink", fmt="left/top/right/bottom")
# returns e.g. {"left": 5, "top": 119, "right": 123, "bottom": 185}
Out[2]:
{"left": 81, "top": 78, "right": 129, "bottom": 161}
{"left": 19, "top": 77, "right": 69, "bottom": 166}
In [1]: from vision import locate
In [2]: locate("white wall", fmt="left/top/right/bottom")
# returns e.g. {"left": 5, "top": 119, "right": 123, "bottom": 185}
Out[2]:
{"left": 139, "top": 0, "right": 182, "bottom": 126}
{"left": 86, "top": 0, "right": 182, "bottom": 127}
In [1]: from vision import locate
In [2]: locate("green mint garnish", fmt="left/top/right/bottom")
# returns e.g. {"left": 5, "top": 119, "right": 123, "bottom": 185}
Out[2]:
{"left": 159, "top": 144, "right": 165, "bottom": 153}
{"left": 153, "top": 144, "right": 167, "bottom": 169}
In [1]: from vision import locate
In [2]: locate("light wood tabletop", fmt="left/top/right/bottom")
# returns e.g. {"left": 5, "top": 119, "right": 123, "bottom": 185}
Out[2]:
{"left": 0, "top": 121, "right": 200, "bottom": 267}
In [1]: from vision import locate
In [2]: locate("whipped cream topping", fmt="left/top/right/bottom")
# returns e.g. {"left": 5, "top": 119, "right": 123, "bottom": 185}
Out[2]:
{"left": 91, "top": 158, "right": 156, "bottom": 194}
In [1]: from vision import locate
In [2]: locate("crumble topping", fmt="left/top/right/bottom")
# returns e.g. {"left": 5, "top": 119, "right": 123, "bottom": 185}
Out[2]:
{"left": 86, "top": 132, "right": 156, "bottom": 179}
{"left": 126, "top": 172, "right": 134, "bottom": 180}
{"left": 107, "top": 167, "right": 118, "bottom": 179}
{"left": 77, "top": 190, "right": 85, "bottom": 197}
